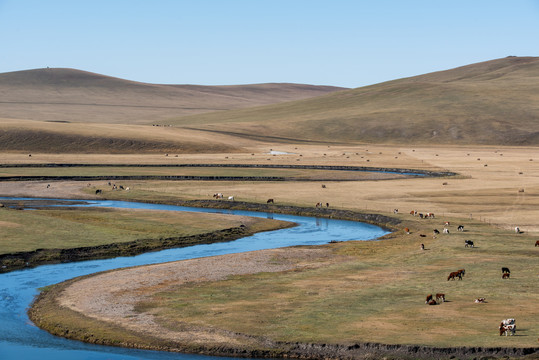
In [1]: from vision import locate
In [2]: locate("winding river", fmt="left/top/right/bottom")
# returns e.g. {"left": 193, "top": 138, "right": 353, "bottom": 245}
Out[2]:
{"left": 0, "top": 198, "right": 389, "bottom": 360}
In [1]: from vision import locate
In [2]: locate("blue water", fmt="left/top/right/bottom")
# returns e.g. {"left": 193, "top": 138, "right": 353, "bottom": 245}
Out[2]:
{"left": 0, "top": 198, "right": 389, "bottom": 360}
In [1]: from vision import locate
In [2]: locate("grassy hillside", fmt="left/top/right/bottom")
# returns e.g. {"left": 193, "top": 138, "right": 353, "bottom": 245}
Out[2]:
{"left": 0, "top": 68, "right": 344, "bottom": 124}
{"left": 169, "top": 57, "right": 539, "bottom": 146}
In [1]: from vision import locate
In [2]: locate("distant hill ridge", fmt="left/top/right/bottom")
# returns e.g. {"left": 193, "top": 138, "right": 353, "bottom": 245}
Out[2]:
{"left": 170, "top": 56, "right": 539, "bottom": 146}
{"left": 0, "top": 68, "right": 346, "bottom": 124}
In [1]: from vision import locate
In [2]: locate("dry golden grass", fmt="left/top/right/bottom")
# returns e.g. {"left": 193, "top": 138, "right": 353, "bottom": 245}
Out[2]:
{"left": 2, "top": 143, "right": 539, "bottom": 232}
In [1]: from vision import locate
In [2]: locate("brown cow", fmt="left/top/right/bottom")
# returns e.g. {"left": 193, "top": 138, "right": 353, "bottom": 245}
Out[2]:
{"left": 448, "top": 271, "right": 462, "bottom": 281}
{"left": 427, "top": 299, "right": 437, "bottom": 305}
{"left": 535, "top": 240, "right": 539, "bottom": 247}
{"left": 436, "top": 293, "right": 445, "bottom": 303}
{"left": 425, "top": 294, "right": 433, "bottom": 304}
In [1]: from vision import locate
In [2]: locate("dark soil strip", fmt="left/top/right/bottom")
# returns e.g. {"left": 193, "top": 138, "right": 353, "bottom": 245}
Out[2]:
{"left": 0, "top": 226, "right": 260, "bottom": 273}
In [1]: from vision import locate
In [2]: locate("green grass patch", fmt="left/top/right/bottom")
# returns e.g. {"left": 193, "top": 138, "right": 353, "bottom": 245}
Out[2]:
{"left": 0, "top": 206, "right": 284, "bottom": 254}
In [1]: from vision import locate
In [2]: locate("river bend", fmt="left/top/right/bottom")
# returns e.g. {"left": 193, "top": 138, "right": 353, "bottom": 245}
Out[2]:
{"left": 0, "top": 198, "right": 389, "bottom": 360}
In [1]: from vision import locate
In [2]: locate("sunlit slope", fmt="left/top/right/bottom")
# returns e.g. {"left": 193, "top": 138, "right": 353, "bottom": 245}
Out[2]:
{"left": 0, "top": 68, "right": 344, "bottom": 124}
{"left": 169, "top": 57, "right": 539, "bottom": 145}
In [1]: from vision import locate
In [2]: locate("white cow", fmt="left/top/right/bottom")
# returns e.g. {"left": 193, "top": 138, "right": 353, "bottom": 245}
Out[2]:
{"left": 228, "top": 196, "right": 234, "bottom": 201}
{"left": 501, "top": 318, "right": 515, "bottom": 326}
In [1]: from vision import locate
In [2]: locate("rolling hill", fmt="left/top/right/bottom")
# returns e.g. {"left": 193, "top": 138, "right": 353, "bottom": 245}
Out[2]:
{"left": 0, "top": 68, "right": 345, "bottom": 124}
{"left": 168, "top": 56, "right": 539, "bottom": 146}
{"left": 1, "top": 57, "right": 538, "bottom": 153}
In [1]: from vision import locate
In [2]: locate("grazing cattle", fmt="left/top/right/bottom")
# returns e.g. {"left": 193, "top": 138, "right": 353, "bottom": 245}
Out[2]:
{"left": 433, "top": 229, "right": 440, "bottom": 235}
{"left": 443, "top": 228, "right": 450, "bottom": 234}
{"left": 95, "top": 189, "right": 102, "bottom": 194}
{"left": 119, "top": 185, "right": 124, "bottom": 190}
{"left": 535, "top": 240, "right": 539, "bottom": 247}
{"left": 419, "top": 213, "right": 424, "bottom": 219}
{"left": 502, "top": 273, "right": 510, "bottom": 279}
{"left": 419, "top": 234, "right": 426, "bottom": 238}
{"left": 46, "top": 184, "right": 50, "bottom": 188}
{"left": 404, "top": 227, "right": 410, "bottom": 234}
{"left": 326, "top": 202, "right": 329, "bottom": 208}
{"left": 420, "top": 243, "right": 425, "bottom": 250}
{"left": 267, "top": 198, "right": 274, "bottom": 204}
{"left": 464, "top": 240, "right": 474, "bottom": 248}
{"left": 425, "top": 294, "right": 433, "bottom": 303}
{"left": 474, "top": 297, "right": 486, "bottom": 303}
{"left": 427, "top": 299, "right": 437, "bottom": 305}
{"left": 457, "top": 269, "right": 466, "bottom": 277}
{"left": 457, "top": 225, "right": 464, "bottom": 232}
{"left": 436, "top": 293, "right": 445, "bottom": 303}
{"left": 213, "top": 193, "right": 224, "bottom": 199}
{"left": 515, "top": 226, "right": 520, "bottom": 233}
{"left": 410, "top": 210, "right": 417, "bottom": 216}
{"left": 228, "top": 196, "right": 234, "bottom": 201}
{"left": 125, "top": 187, "right": 130, "bottom": 191}
{"left": 444, "top": 221, "right": 450, "bottom": 227}
{"left": 393, "top": 209, "right": 399, "bottom": 214}
{"left": 499, "top": 323, "right": 516, "bottom": 336}
{"left": 425, "top": 212, "right": 435, "bottom": 218}
{"left": 321, "top": 184, "right": 326, "bottom": 188}
{"left": 501, "top": 267, "right": 510, "bottom": 274}
{"left": 448, "top": 271, "right": 462, "bottom": 281}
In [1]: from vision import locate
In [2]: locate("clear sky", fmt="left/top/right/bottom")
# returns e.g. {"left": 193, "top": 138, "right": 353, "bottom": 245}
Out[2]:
{"left": 1, "top": 0, "right": 538, "bottom": 88}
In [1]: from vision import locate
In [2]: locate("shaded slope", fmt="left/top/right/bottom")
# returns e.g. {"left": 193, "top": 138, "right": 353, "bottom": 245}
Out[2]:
{"left": 0, "top": 68, "right": 345, "bottom": 124}
{"left": 170, "top": 57, "right": 539, "bottom": 145}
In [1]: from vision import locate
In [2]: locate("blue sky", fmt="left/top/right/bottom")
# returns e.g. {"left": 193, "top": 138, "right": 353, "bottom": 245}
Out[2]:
{"left": 1, "top": 0, "right": 538, "bottom": 87}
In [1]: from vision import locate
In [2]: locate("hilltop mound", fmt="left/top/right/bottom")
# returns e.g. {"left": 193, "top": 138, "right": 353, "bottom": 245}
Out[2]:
{"left": 170, "top": 57, "right": 539, "bottom": 146}
{"left": 0, "top": 68, "right": 345, "bottom": 124}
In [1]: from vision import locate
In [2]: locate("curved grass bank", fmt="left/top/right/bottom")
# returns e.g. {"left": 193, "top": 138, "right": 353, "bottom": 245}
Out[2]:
{"left": 0, "top": 202, "right": 295, "bottom": 273}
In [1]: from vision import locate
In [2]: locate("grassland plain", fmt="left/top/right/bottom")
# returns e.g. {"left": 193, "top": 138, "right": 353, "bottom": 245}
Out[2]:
{"left": 12, "top": 143, "right": 538, "bottom": 359}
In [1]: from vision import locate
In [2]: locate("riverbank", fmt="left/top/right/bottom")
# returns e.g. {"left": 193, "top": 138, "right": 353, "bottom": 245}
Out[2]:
{"left": 0, "top": 197, "right": 398, "bottom": 273}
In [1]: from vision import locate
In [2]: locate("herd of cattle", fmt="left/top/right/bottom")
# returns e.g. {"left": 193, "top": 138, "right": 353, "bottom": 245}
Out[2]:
{"left": 409, "top": 210, "right": 527, "bottom": 338}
